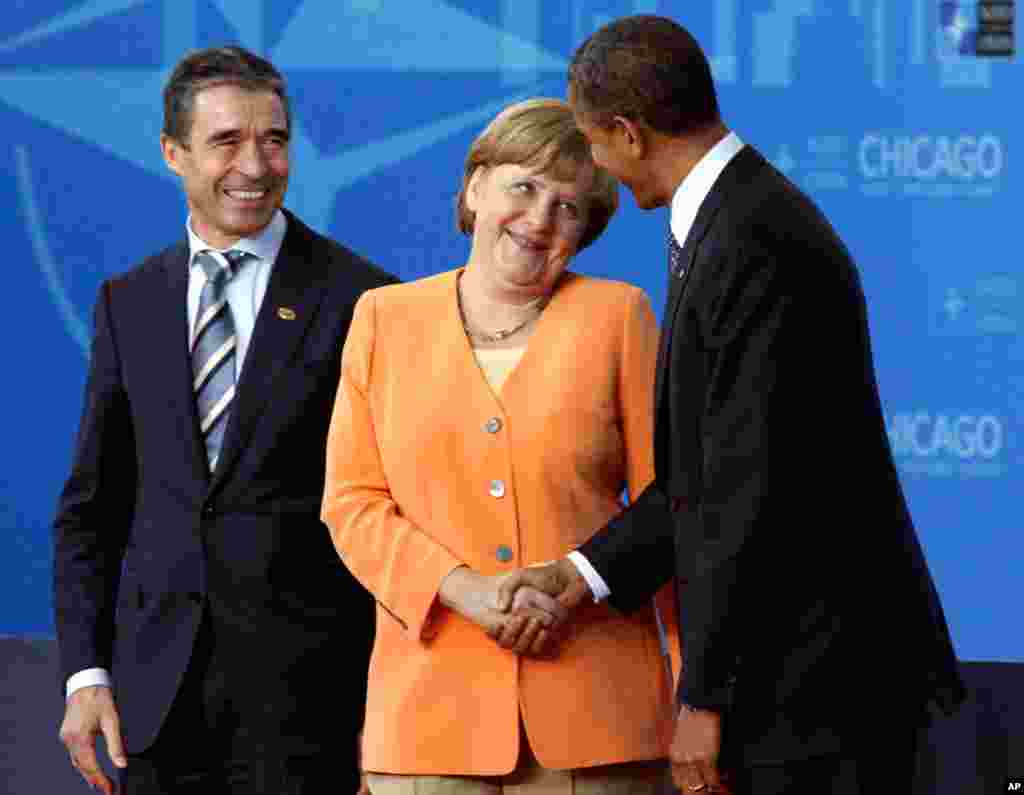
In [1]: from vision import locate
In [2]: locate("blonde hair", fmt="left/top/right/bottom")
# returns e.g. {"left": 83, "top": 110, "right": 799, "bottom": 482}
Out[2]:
{"left": 456, "top": 98, "right": 618, "bottom": 252}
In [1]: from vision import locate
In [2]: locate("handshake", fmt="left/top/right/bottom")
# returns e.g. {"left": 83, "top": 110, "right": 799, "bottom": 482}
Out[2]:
{"left": 437, "top": 558, "right": 593, "bottom": 656}
{"left": 439, "top": 557, "right": 728, "bottom": 793}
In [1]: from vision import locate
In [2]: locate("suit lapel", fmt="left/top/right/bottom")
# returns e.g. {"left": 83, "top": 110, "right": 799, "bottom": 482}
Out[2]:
{"left": 653, "top": 146, "right": 765, "bottom": 464}
{"left": 209, "top": 214, "right": 327, "bottom": 491}
{"left": 653, "top": 253, "right": 694, "bottom": 414}
{"left": 155, "top": 243, "right": 212, "bottom": 487}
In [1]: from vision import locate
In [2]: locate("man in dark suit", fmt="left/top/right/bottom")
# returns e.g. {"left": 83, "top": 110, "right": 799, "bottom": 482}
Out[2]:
{"left": 497, "top": 15, "right": 964, "bottom": 794}
{"left": 53, "top": 46, "right": 395, "bottom": 794}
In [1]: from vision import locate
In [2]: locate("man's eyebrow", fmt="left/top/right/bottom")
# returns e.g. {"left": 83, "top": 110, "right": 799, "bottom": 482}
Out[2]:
{"left": 205, "top": 127, "right": 242, "bottom": 144}
{"left": 202, "top": 126, "right": 290, "bottom": 144}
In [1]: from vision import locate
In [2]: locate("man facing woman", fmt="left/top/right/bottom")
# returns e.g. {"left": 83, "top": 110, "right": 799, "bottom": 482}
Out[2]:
{"left": 321, "top": 98, "right": 678, "bottom": 794}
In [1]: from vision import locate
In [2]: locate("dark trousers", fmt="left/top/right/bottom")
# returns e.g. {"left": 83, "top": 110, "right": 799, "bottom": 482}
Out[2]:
{"left": 729, "top": 723, "right": 921, "bottom": 794}
{"left": 119, "top": 613, "right": 357, "bottom": 795}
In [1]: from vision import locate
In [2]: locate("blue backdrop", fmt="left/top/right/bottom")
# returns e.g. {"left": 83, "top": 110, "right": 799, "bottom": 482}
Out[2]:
{"left": 0, "top": 1, "right": 1018, "bottom": 661}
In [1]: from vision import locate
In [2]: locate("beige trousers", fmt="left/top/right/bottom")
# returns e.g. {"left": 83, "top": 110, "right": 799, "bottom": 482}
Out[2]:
{"left": 368, "top": 725, "right": 668, "bottom": 795}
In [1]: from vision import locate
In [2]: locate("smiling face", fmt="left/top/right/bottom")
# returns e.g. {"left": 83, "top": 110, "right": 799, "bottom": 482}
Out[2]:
{"left": 464, "top": 161, "right": 594, "bottom": 297}
{"left": 161, "top": 83, "right": 289, "bottom": 248}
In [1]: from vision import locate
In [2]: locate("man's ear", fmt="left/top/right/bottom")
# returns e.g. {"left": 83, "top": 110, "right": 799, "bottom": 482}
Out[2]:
{"left": 613, "top": 115, "right": 648, "bottom": 159}
{"left": 160, "top": 133, "right": 186, "bottom": 177}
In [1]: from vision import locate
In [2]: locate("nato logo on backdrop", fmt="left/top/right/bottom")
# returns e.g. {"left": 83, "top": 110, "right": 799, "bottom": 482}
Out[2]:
{"left": 939, "top": 0, "right": 1015, "bottom": 56}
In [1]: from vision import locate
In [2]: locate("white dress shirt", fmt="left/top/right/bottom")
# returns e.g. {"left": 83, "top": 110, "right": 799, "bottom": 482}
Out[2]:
{"left": 567, "top": 132, "right": 746, "bottom": 602}
{"left": 65, "top": 211, "right": 287, "bottom": 699}
{"left": 185, "top": 210, "right": 285, "bottom": 375}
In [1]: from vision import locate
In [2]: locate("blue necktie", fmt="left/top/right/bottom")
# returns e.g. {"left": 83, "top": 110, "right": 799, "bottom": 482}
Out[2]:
{"left": 668, "top": 228, "right": 687, "bottom": 278}
{"left": 192, "top": 249, "right": 248, "bottom": 470}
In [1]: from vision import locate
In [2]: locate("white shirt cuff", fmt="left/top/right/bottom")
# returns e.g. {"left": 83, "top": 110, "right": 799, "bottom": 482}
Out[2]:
{"left": 567, "top": 551, "right": 611, "bottom": 603}
{"left": 66, "top": 668, "right": 112, "bottom": 700}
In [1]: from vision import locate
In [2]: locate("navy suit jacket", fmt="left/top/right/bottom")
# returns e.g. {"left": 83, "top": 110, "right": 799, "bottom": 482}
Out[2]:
{"left": 580, "top": 147, "right": 965, "bottom": 766}
{"left": 53, "top": 209, "right": 397, "bottom": 757}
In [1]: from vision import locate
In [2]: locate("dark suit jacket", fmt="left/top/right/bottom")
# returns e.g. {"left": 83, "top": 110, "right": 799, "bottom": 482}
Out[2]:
{"left": 53, "top": 209, "right": 397, "bottom": 761}
{"left": 580, "top": 146, "right": 965, "bottom": 766}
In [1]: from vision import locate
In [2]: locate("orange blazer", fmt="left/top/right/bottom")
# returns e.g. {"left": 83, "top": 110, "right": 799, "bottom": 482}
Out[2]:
{"left": 322, "top": 269, "right": 679, "bottom": 775}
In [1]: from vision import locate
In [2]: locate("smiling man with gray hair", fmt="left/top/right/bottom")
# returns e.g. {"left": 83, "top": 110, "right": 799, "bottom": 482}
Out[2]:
{"left": 53, "top": 45, "right": 395, "bottom": 794}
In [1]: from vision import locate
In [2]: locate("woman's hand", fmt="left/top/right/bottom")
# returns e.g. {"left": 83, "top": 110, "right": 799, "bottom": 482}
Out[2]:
{"left": 438, "top": 566, "right": 569, "bottom": 656}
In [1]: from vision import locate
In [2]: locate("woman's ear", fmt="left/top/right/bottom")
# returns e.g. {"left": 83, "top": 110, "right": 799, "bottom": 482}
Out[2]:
{"left": 465, "top": 165, "right": 487, "bottom": 213}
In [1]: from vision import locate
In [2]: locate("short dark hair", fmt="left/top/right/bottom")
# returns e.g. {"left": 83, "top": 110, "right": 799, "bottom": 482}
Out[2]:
{"left": 569, "top": 15, "right": 720, "bottom": 136}
{"left": 162, "top": 46, "right": 291, "bottom": 143}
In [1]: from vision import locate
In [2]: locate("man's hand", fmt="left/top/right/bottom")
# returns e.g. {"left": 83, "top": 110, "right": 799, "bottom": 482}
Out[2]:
{"left": 59, "top": 685, "right": 127, "bottom": 795}
{"left": 438, "top": 567, "right": 568, "bottom": 655}
{"left": 669, "top": 706, "right": 724, "bottom": 793}
{"left": 495, "top": 558, "right": 591, "bottom": 613}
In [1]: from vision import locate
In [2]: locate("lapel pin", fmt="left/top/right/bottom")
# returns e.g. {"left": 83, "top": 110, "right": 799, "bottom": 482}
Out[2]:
{"left": 277, "top": 307, "right": 297, "bottom": 320}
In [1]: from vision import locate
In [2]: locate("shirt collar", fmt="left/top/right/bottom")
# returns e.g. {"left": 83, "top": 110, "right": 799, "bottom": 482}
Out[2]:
{"left": 187, "top": 209, "right": 287, "bottom": 270}
{"left": 670, "top": 131, "right": 745, "bottom": 248}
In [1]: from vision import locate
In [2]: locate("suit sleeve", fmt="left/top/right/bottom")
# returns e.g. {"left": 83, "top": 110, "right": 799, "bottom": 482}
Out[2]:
{"left": 321, "top": 291, "right": 465, "bottom": 641}
{"left": 52, "top": 281, "right": 136, "bottom": 688}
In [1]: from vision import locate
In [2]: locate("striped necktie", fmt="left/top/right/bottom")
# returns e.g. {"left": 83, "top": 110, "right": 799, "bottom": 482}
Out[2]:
{"left": 668, "top": 227, "right": 687, "bottom": 278}
{"left": 192, "top": 249, "right": 248, "bottom": 471}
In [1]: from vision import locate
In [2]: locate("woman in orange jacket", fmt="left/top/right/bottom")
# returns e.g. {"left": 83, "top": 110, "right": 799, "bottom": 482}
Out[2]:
{"left": 322, "top": 98, "right": 679, "bottom": 795}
